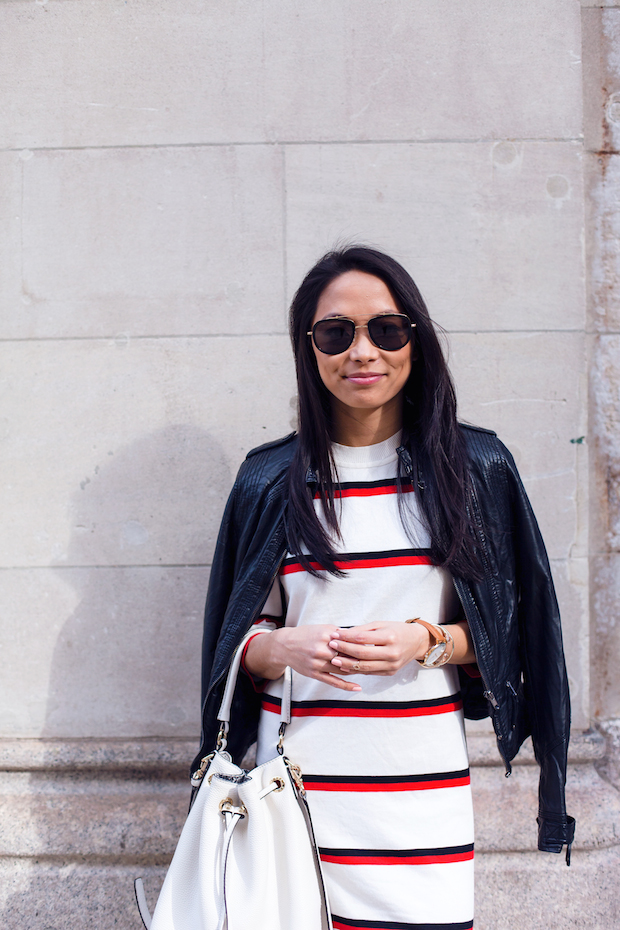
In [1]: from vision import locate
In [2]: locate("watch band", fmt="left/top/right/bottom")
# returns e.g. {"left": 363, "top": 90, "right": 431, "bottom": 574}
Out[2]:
{"left": 406, "top": 617, "right": 455, "bottom": 668}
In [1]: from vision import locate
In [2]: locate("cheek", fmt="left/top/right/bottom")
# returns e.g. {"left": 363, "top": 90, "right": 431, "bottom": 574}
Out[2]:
{"left": 313, "top": 348, "right": 338, "bottom": 390}
{"left": 392, "top": 349, "right": 413, "bottom": 382}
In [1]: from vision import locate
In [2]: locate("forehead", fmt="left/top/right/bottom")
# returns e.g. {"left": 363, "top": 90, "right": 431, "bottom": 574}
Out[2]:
{"left": 314, "top": 271, "right": 398, "bottom": 322}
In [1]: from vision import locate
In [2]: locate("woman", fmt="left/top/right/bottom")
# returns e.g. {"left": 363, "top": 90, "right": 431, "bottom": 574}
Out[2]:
{"left": 193, "top": 247, "right": 574, "bottom": 930}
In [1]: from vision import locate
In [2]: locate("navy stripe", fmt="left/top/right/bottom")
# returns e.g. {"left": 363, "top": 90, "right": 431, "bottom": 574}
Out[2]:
{"left": 321, "top": 844, "right": 474, "bottom": 859}
{"left": 262, "top": 692, "right": 462, "bottom": 712}
{"left": 332, "top": 917, "right": 473, "bottom": 930}
{"left": 303, "top": 769, "right": 470, "bottom": 786}
{"left": 333, "top": 479, "right": 413, "bottom": 491}
{"left": 281, "top": 548, "right": 431, "bottom": 568}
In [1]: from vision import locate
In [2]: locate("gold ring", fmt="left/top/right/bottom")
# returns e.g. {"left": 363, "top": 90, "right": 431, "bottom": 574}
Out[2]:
{"left": 352, "top": 661, "right": 361, "bottom": 672}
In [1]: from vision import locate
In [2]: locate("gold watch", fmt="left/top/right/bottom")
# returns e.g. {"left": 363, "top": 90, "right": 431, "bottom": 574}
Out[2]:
{"left": 406, "top": 617, "right": 455, "bottom": 668}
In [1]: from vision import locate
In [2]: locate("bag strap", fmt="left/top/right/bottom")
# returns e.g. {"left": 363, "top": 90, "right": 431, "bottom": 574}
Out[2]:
{"left": 217, "top": 630, "right": 292, "bottom": 731}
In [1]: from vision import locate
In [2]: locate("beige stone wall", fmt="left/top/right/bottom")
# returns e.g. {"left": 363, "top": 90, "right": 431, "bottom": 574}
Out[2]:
{"left": 1, "top": 1, "right": 618, "bottom": 927}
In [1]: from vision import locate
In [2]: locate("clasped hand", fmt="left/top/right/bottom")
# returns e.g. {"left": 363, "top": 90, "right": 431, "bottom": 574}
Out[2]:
{"left": 329, "top": 621, "right": 430, "bottom": 678}
{"left": 245, "top": 621, "right": 431, "bottom": 693}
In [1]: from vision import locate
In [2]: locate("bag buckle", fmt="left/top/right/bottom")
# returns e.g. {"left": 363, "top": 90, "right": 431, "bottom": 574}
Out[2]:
{"left": 285, "top": 758, "right": 306, "bottom": 797}
{"left": 215, "top": 721, "right": 228, "bottom": 751}
{"left": 190, "top": 752, "right": 215, "bottom": 788}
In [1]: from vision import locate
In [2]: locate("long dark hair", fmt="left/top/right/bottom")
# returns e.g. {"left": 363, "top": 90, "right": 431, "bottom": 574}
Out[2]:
{"left": 286, "top": 245, "right": 481, "bottom": 581}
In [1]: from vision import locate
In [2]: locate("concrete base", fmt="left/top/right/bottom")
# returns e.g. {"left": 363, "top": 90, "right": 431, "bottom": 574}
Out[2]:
{"left": 0, "top": 731, "right": 618, "bottom": 929}
{"left": 476, "top": 847, "right": 620, "bottom": 930}
{"left": 3, "top": 851, "right": 618, "bottom": 930}
{"left": 0, "top": 861, "right": 165, "bottom": 930}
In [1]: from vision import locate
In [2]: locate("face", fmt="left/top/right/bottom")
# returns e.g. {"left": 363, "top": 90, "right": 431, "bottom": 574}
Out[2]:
{"left": 311, "top": 271, "right": 413, "bottom": 421}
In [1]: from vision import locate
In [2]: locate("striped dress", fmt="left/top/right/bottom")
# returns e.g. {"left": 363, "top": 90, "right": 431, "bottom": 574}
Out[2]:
{"left": 253, "top": 433, "right": 475, "bottom": 930}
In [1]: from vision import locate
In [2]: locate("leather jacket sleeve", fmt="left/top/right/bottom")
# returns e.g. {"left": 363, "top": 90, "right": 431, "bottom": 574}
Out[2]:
{"left": 193, "top": 438, "right": 294, "bottom": 773}
{"left": 199, "top": 477, "right": 240, "bottom": 713}
{"left": 502, "top": 442, "right": 576, "bottom": 857}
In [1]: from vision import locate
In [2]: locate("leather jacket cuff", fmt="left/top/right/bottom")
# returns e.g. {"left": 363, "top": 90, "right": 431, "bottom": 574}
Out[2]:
{"left": 537, "top": 813, "right": 576, "bottom": 864}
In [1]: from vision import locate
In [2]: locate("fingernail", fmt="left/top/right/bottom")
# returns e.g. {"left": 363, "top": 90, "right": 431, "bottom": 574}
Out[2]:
{"left": 331, "top": 658, "right": 342, "bottom": 666}
{"left": 329, "top": 640, "right": 340, "bottom": 649}
{"left": 352, "top": 685, "right": 362, "bottom": 691}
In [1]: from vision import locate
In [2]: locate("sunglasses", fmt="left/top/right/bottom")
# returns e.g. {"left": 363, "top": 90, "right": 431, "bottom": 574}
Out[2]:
{"left": 308, "top": 313, "right": 416, "bottom": 355}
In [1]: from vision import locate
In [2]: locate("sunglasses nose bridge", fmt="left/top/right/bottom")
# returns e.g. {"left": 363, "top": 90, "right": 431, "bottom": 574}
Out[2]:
{"left": 348, "top": 321, "right": 377, "bottom": 353}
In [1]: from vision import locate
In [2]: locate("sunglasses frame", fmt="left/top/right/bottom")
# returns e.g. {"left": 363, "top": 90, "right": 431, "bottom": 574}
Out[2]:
{"left": 307, "top": 313, "right": 416, "bottom": 355}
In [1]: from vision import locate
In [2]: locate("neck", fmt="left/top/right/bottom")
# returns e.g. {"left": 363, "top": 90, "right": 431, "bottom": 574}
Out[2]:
{"left": 330, "top": 395, "right": 404, "bottom": 447}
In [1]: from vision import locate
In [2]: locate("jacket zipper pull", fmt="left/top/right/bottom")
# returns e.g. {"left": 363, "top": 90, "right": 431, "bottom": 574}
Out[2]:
{"left": 483, "top": 690, "right": 499, "bottom": 709}
{"left": 305, "top": 467, "right": 318, "bottom": 488}
{"left": 506, "top": 680, "right": 518, "bottom": 698}
{"left": 397, "top": 446, "right": 426, "bottom": 490}
{"left": 396, "top": 446, "right": 414, "bottom": 476}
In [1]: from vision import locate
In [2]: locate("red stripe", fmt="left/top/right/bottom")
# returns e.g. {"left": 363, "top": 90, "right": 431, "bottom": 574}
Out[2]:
{"left": 305, "top": 775, "right": 470, "bottom": 792}
{"left": 261, "top": 699, "right": 463, "bottom": 718}
{"left": 252, "top": 615, "right": 284, "bottom": 627}
{"left": 281, "top": 554, "right": 433, "bottom": 575}
{"left": 240, "top": 632, "right": 266, "bottom": 674}
{"left": 321, "top": 850, "right": 474, "bottom": 866}
{"left": 313, "top": 484, "right": 414, "bottom": 499}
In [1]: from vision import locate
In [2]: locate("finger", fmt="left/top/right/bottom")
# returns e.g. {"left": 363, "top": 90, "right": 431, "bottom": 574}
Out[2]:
{"left": 315, "top": 671, "right": 362, "bottom": 691}
{"left": 332, "top": 651, "right": 401, "bottom": 672}
{"left": 335, "top": 621, "right": 385, "bottom": 635}
{"left": 328, "top": 641, "right": 383, "bottom": 660}
{"left": 331, "top": 629, "right": 395, "bottom": 647}
{"left": 338, "top": 664, "right": 395, "bottom": 676}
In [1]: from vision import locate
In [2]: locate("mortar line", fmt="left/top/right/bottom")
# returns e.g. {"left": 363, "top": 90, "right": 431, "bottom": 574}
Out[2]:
{"left": 0, "top": 556, "right": 587, "bottom": 570}
{"left": 281, "top": 143, "right": 289, "bottom": 320}
{"left": 0, "top": 136, "right": 584, "bottom": 155}
{"left": 0, "top": 328, "right": 593, "bottom": 345}
{"left": 0, "top": 564, "right": 211, "bottom": 571}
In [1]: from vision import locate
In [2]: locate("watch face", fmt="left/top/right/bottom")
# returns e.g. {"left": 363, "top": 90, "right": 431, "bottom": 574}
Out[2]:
{"left": 426, "top": 643, "right": 447, "bottom": 666}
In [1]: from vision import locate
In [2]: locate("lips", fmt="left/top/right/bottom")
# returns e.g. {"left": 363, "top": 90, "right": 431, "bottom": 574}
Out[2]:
{"left": 345, "top": 372, "right": 385, "bottom": 385}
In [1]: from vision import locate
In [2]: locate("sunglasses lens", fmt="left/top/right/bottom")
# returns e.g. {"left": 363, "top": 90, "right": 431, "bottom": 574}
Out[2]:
{"left": 367, "top": 315, "right": 412, "bottom": 350}
{"left": 312, "top": 319, "right": 356, "bottom": 354}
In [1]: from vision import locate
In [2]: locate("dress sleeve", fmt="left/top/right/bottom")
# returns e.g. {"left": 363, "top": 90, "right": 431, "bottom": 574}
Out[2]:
{"left": 240, "top": 577, "right": 288, "bottom": 691}
{"left": 251, "top": 575, "right": 287, "bottom": 630}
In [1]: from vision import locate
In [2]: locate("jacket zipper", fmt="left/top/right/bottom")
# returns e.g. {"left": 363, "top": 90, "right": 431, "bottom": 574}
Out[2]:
{"left": 483, "top": 690, "right": 499, "bottom": 709}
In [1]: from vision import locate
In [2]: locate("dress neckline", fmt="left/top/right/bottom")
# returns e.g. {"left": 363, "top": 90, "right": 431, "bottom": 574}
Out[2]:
{"left": 331, "top": 431, "right": 402, "bottom": 468}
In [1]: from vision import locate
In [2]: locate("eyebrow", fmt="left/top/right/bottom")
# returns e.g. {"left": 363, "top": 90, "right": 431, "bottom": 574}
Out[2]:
{"left": 318, "top": 310, "right": 398, "bottom": 320}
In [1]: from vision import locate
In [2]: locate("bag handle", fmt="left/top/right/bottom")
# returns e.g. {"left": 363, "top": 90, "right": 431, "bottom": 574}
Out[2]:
{"left": 216, "top": 630, "right": 293, "bottom": 747}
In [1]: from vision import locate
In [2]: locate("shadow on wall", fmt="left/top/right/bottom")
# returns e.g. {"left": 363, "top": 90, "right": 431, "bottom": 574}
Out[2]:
{"left": 42, "top": 423, "right": 233, "bottom": 738}
{"left": 0, "top": 426, "right": 231, "bottom": 927}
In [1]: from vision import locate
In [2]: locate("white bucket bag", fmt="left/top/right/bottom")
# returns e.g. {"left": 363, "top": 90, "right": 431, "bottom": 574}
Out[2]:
{"left": 135, "top": 630, "right": 332, "bottom": 930}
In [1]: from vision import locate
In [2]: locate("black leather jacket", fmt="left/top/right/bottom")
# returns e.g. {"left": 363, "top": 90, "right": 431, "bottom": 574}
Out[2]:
{"left": 193, "top": 424, "right": 575, "bottom": 858}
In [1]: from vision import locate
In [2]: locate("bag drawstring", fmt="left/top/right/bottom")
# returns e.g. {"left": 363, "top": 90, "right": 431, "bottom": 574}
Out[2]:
{"left": 215, "top": 779, "right": 286, "bottom": 930}
{"left": 217, "top": 800, "right": 247, "bottom": 930}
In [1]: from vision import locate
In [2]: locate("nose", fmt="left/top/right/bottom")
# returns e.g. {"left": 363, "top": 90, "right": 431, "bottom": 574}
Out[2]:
{"left": 348, "top": 324, "right": 379, "bottom": 360}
